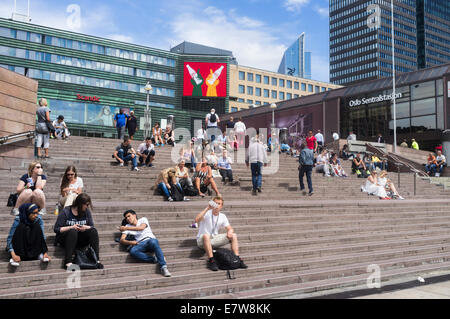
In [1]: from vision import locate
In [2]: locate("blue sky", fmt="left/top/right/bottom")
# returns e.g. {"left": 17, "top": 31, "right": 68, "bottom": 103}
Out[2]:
{"left": 0, "top": 0, "right": 331, "bottom": 81}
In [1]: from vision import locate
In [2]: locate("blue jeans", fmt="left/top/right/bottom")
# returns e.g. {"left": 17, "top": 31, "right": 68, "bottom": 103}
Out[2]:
{"left": 425, "top": 164, "right": 437, "bottom": 175}
{"left": 250, "top": 162, "right": 263, "bottom": 190}
{"left": 117, "top": 149, "right": 137, "bottom": 168}
{"left": 7, "top": 216, "right": 45, "bottom": 253}
{"left": 129, "top": 238, "right": 166, "bottom": 268}
{"left": 299, "top": 165, "right": 313, "bottom": 193}
{"left": 158, "top": 182, "right": 182, "bottom": 199}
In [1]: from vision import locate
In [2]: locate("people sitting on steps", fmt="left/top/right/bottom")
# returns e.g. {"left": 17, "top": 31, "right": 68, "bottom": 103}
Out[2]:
{"left": 59, "top": 165, "right": 83, "bottom": 209}
{"left": 8, "top": 203, "right": 51, "bottom": 267}
{"left": 218, "top": 150, "right": 234, "bottom": 185}
{"left": 425, "top": 152, "right": 438, "bottom": 177}
{"left": 435, "top": 150, "right": 447, "bottom": 177}
{"left": 53, "top": 193, "right": 103, "bottom": 270}
{"left": 175, "top": 159, "right": 195, "bottom": 197}
{"left": 195, "top": 197, "right": 247, "bottom": 271}
{"left": 315, "top": 149, "right": 331, "bottom": 177}
{"left": 378, "top": 170, "right": 405, "bottom": 200}
{"left": 194, "top": 158, "right": 221, "bottom": 198}
{"left": 155, "top": 167, "right": 188, "bottom": 202}
{"left": 136, "top": 137, "right": 156, "bottom": 167}
{"left": 329, "top": 153, "right": 348, "bottom": 177}
{"left": 352, "top": 153, "right": 369, "bottom": 178}
{"left": 52, "top": 115, "right": 70, "bottom": 140}
{"left": 164, "top": 125, "right": 175, "bottom": 146}
{"left": 11, "top": 161, "right": 47, "bottom": 216}
{"left": 119, "top": 209, "right": 171, "bottom": 277}
{"left": 113, "top": 136, "right": 139, "bottom": 171}
{"left": 361, "top": 170, "right": 390, "bottom": 200}
{"left": 152, "top": 122, "right": 164, "bottom": 146}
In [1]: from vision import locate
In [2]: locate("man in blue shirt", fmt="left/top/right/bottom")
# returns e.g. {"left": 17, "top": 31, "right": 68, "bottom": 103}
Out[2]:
{"left": 218, "top": 150, "right": 233, "bottom": 184}
{"left": 114, "top": 109, "right": 129, "bottom": 140}
{"left": 299, "top": 143, "right": 314, "bottom": 196}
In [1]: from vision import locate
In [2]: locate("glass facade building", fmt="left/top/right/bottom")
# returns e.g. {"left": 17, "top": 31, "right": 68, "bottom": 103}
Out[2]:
{"left": 278, "top": 33, "right": 312, "bottom": 79}
{"left": 330, "top": 0, "right": 450, "bottom": 86}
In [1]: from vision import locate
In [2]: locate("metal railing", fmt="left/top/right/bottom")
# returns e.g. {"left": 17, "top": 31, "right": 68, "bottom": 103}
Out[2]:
{"left": 0, "top": 130, "right": 35, "bottom": 146}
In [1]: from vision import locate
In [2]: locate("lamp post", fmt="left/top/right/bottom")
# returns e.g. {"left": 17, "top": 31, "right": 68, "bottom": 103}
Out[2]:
{"left": 270, "top": 103, "right": 277, "bottom": 128}
{"left": 144, "top": 81, "right": 152, "bottom": 139}
{"left": 391, "top": 0, "right": 397, "bottom": 154}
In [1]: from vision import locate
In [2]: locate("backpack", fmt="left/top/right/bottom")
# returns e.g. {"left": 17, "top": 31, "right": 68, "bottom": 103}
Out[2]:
{"left": 209, "top": 113, "right": 217, "bottom": 123}
{"left": 213, "top": 248, "right": 240, "bottom": 270}
{"left": 180, "top": 179, "right": 199, "bottom": 196}
{"left": 170, "top": 183, "right": 185, "bottom": 201}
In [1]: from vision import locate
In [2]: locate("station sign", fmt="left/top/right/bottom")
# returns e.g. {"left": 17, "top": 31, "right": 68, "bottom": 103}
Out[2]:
{"left": 349, "top": 92, "right": 402, "bottom": 107}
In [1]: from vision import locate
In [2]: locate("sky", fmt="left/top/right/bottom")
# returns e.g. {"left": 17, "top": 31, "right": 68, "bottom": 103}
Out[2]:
{"left": 0, "top": 0, "right": 331, "bottom": 82}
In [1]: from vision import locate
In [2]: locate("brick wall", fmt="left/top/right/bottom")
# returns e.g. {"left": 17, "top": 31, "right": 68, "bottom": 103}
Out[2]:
{"left": 0, "top": 67, "right": 38, "bottom": 170}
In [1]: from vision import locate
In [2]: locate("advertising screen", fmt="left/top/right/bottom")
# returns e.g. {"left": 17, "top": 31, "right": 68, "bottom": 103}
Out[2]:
{"left": 183, "top": 62, "right": 227, "bottom": 97}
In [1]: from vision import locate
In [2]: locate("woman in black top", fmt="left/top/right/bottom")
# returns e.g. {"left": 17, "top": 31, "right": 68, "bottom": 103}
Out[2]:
{"left": 126, "top": 111, "right": 137, "bottom": 140}
{"left": 54, "top": 193, "right": 103, "bottom": 269}
{"left": 10, "top": 203, "right": 50, "bottom": 267}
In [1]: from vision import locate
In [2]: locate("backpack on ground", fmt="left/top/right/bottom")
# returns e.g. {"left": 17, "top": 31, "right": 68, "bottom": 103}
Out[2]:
{"left": 170, "top": 183, "right": 185, "bottom": 201}
{"left": 209, "top": 113, "right": 217, "bottom": 123}
{"left": 213, "top": 248, "right": 240, "bottom": 270}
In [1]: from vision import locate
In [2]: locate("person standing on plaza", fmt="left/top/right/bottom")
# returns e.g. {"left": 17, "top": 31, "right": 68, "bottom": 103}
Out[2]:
{"left": 376, "top": 133, "right": 385, "bottom": 143}
{"left": 314, "top": 130, "right": 324, "bottom": 153}
{"left": 246, "top": 132, "right": 268, "bottom": 196}
{"left": 400, "top": 139, "right": 408, "bottom": 148}
{"left": 114, "top": 108, "right": 129, "bottom": 140}
{"left": 234, "top": 118, "right": 246, "bottom": 149}
{"left": 226, "top": 116, "right": 235, "bottom": 130}
{"left": 306, "top": 130, "right": 318, "bottom": 153}
{"left": 205, "top": 108, "right": 220, "bottom": 144}
{"left": 35, "top": 98, "right": 51, "bottom": 159}
{"left": 347, "top": 131, "right": 357, "bottom": 141}
{"left": 411, "top": 138, "right": 419, "bottom": 150}
{"left": 126, "top": 111, "right": 137, "bottom": 140}
{"left": 299, "top": 143, "right": 314, "bottom": 196}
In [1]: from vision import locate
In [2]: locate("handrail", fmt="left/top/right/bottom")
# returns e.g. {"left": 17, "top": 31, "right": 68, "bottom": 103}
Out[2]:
{"left": 0, "top": 130, "right": 35, "bottom": 146}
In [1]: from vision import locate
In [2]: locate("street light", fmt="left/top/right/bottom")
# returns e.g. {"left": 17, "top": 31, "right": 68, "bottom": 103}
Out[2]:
{"left": 144, "top": 81, "right": 152, "bottom": 139}
{"left": 390, "top": 0, "right": 397, "bottom": 153}
{"left": 270, "top": 103, "right": 277, "bottom": 129}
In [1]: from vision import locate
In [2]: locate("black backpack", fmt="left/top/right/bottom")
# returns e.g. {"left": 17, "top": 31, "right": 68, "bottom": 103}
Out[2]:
{"left": 209, "top": 113, "right": 217, "bottom": 123}
{"left": 213, "top": 248, "right": 240, "bottom": 270}
{"left": 170, "top": 183, "right": 185, "bottom": 201}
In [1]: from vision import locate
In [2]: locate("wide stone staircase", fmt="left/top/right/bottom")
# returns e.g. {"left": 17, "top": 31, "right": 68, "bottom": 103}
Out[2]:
{"left": 1, "top": 136, "right": 450, "bottom": 299}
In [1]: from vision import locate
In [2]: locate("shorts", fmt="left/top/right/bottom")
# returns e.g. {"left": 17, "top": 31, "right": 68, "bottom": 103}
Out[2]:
{"left": 36, "top": 133, "right": 50, "bottom": 149}
{"left": 197, "top": 233, "right": 230, "bottom": 249}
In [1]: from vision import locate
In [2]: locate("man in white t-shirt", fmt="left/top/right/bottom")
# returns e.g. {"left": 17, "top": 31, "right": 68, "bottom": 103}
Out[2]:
{"left": 52, "top": 115, "right": 69, "bottom": 139}
{"left": 436, "top": 150, "right": 447, "bottom": 177}
{"left": 233, "top": 118, "right": 246, "bottom": 148}
{"left": 195, "top": 197, "right": 247, "bottom": 271}
{"left": 315, "top": 130, "right": 324, "bottom": 152}
{"left": 119, "top": 210, "right": 171, "bottom": 277}
{"left": 137, "top": 137, "right": 156, "bottom": 167}
{"left": 205, "top": 108, "right": 220, "bottom": 144}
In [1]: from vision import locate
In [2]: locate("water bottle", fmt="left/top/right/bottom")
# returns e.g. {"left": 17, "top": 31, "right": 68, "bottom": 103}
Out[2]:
{"left": 207, "top": 66, "right": 224, "bottom": 85}
{"left": 54, "top": 204, "right": 59, "bottom": 216}
{"left": 26, "top": 177, "right": 34, "bottom": 189}
{"left": 186, "top": 64, "right": 202, "bottom": 85}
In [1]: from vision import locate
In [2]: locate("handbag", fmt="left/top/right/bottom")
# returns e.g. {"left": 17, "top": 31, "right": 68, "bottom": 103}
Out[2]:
{"left": 73, "top": 245, "right": 99, "bottom": 269}
{"left": 7, "top": 193, "right": 18, "bottom": 207}
{"left": 46, "top": 121, "right": 55, "bottom": 134}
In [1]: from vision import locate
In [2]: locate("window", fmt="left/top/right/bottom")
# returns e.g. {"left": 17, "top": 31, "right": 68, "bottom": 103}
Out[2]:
{"left": 302, "top": 83, "right": 306, "bottom": 91}
{"left": 411, "top": 115, "right": 436, "bottom": 132}
{"left": 287, "top": 80, "right": 292, "bottom": 89}
{"left": 411, "top": 98, "right": 436, "bottom": 116}
{"left": 264, "top": 76, "right": 269, "bottom": 84}
{"left": 294, "top": 94, "right": 299, "bottom": 98}
{"left": 287, "top": 93, "right": 292, "bottom": 100}
{"left": 239, "top": 71, "right": 245, "bottom": 80}
{"left": 392, "top": 102, "right": 410, "bottom": 118}
{"left": 255, "top": 101, "right": 261, "bottom": 105}
{"left": 238, "top": 98, "right": 244, "bottom": 102}
{"left": 271, "top": 77, "right": 277, "bottom": 86}
{"left": 264, "top": 89, "right": 269, "bottom": 98}
{"left": 294, "top": 82, "right": 299, "bottom": 90}
{"left": 279, "top": 92, "right": 285, "bottom": 100}
{"left": 231, "top": 107, "right": 238, "bottom": 112}
{"left": 279, "top": 79, "right": 285, "bottom": 87}
{"left": 255, "top": 87, "right": 261, "bottom": 96}
{"left": 247, "top": 99, "right": 253, "bottom": 104}
{"left": 411, "top": 81, "right": 435, "bottom": 100}
{"left": 247, "top": 73, "right": 254, "bottom": 81}
{"left": 238, "top": 85, "right": 245, "bottom": 94}
{"left": 256, "top": 74, "right": 261, "bottom": 83}
{"left": 308, "top": 84, "right": 313, "bottom": 92}
{"left": 315, "top": 86, "right": 320, "bottom": 93}
{"left": 321, "top": 87, "right": 326, "bottom": 92}
{"left": 271, "top": 90, "right": 277, "bottom": 99}
{"left": 247, "top": 86, "right": 253, "bottom": 95}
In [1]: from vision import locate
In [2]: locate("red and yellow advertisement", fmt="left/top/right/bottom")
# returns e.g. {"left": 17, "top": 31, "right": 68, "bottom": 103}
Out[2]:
{"left": 183, "top": 62, "right": 227, "bottom": 97}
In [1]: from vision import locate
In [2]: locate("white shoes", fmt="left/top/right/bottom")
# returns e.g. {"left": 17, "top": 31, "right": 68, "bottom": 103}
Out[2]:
{"left": 9, "top": 258, "right": 20, "bottom": 267}
{"left": 161, "top": 266, "right": 171, "bottom": 277}
{"left": 397, "top": 196, "right": 405, "bottom": 200}
{"left": 183, "top": 197, "right": 190, "bottom": 201}
{"left": 39, "top": 253, "right": 50, "bottom": 263}
{"left": 133, "top": 167, "right": 140, "bottom": 171}
{"left": 119, "top": 163, "right": 124, "bottom": 167}
{"left": 435, "top": 173, "right": 440, "bottom": 177}
{"left": 10, "top": 208, "right": 19, "bottom": 216}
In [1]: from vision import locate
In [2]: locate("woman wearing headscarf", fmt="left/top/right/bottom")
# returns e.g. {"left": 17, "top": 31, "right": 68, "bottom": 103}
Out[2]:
{"left": 9, "top": 203, "right": 50, "bottom": 267}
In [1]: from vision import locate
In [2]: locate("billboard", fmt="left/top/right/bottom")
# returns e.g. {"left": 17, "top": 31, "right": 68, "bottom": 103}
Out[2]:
{"left": 183, "top": 62, "right": 227, "bottom": 97}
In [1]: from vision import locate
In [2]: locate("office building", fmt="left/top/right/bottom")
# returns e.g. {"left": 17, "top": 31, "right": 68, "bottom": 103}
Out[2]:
{"left": 278, "top": 33, "right": 312, "bottom": 79}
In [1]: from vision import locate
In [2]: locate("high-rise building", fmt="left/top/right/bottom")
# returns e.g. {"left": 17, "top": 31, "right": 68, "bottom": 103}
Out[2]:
{"left": 329, "top": 0, "right": 450, "bottom": 86}
{"left": 278, "top": 33, "right": 312, "bottom": 79}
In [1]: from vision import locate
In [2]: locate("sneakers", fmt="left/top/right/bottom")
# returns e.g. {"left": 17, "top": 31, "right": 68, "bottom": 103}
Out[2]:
{"left": 183, "top": 197, "right": 190, "bottom": 201}
{"left": 252, "top": 189, "right": 257, "bottom": 196}
{"left": 238, "top": 257, "right": 248, "bottom": 269}
{"left": 168, "top": 197, "right": 174, "bottom": 202}
{"left": 207, "top": 258, "right": 219, "bottom": 271}
{"left": 9, "top": 258, "right": 20, "bottom": 267}
{"left": 435, "top": 173, "right": 440, "bottom": 177}
{"left": 10, "top": 208, "right": 19, "bottom": 216}
{"left": 119, "top": 162, "right": 124, "bottom": 167}
{"left": 308, "top": 191, "right": 314, "bottom": 196}
{"left": 257, "top": 187, "right": 262, "bottom": 193}
{"left": 133, "top": 167, "right": 140, "bottom": 171}
{"left": 148, "top": 163, "right": 153, "bottom": 167}
{"left": 397, "top": 196, "right": 405, "bottom": 200}
{"left": 189, "top": 222, "right": 198, "bottom": 228}
{"left": 161, "top": 266, "right": 172, "bottom": 277}
{"left": 39, "top": 208, "right": 47, "bottom": 215}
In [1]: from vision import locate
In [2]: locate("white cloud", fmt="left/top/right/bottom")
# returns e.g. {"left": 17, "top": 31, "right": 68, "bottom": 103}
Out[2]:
{"left": 169, "top": 6, "right": 287, "bottom": 72}
{"left": 283, "top": 0, "right": 310, "bottom": 12}
{"left": 315, "top": 6, "right": 329, "bottom": 18}
{"left": 108, "top": 34, "right": 134, "bottom": 44}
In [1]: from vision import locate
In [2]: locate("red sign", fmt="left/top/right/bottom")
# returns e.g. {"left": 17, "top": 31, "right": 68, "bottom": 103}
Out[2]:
{"left": 77, "top": 94, "right": 100, "bottom": 102}
{"left": 183, "top": 62, "right": 227, "bottom": 97}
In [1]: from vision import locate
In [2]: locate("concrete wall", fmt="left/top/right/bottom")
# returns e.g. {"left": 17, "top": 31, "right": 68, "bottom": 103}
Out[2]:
{"left": 0, "top": 67, "right": 38, "bottom": 170}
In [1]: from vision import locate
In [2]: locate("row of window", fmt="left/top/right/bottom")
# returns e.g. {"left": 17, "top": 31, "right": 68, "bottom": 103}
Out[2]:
{"left": 238, "top": 84, "right": 328, "bottom": 97}
{"left": 378, "top": 43, "right": 416, "bottom": 58}
{"left": 331, "top": 43, "right": 376, "bottom": 61}
{"left": 0, "top": 26, "right": 176, "bottom": 67}
{"left": 330, "top": 1, "right": 376, "bottom": 23}
{"left": 379, "top": 25, "right": 417, "bottom": 42}
{"left": 0, "top": 45, "right": 176, "bottom": 82}
{"left": 378, "top": 34, "right": 416, "bottom": 50}
{"left": 425, "top": 23, "right": 450, "bottom": 40}
{"left": 330, "top": 27, "right": 375, "bottom": 47}
{"left": 424, "top": 40, "right": 450, "bottom": 56}
{"left": 332, "top": 62, "right": 377, "bottom": 78}
{"left": 27, "top": 69, "right": 175, "bottom": 97}
{"left": 427, "top": 48, "right": 450, "bottom": 61}
{"left": 238, "top": 71, "right": 330, "bottom": 91}
{"left": 378, "top": 52, "right": 416, "bottom": 67}
{"left": 378, "top": 61, "right": 414, "bottom": 73}
{"left": 425, "top": 16, "right": 450, "bottom": 31}
{"left": 330, "top": 53, "right": 376, "bottom": 71}
{"left": 333, "top": 71, "right": 378, "bottom": 85}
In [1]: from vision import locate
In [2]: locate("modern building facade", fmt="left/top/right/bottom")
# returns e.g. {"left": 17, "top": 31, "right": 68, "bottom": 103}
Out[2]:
{"left": 330, "top": 0, "right": 450, "bottom": 86}
{"left": 278, "top": 33, "right": 312, "bottom": 79}
{"left": 221, "top": 63, "right": 450, "bottom": 152}
{"left": 0, "top": 18, "right": 232, "bottom": 139}
{"left": 229, "top": 64, "right": 340, "bottom": 112}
